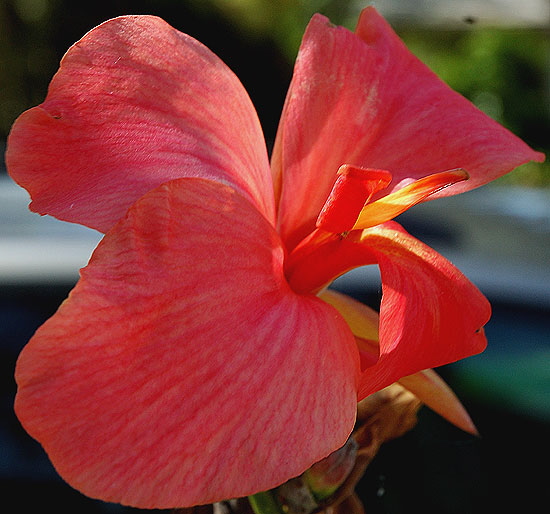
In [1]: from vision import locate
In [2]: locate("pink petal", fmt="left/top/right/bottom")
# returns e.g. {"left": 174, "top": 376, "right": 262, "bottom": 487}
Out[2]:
{"left": 285, "top": 221, "right": 489, "bottom": 394}
{"left": 6, "top": 16, "right": 273, "bottom": 233}
{"left": 319, "top": 290, "right": 478, "bottom": 434}
{"left": 272, "top": 8, "right": 544, "bottom": 250}
{"left": 14, "top": 178, "right": 359, "bottom": 508}
{"left": 355, "top": 222, "right": 489, "bottom": 399}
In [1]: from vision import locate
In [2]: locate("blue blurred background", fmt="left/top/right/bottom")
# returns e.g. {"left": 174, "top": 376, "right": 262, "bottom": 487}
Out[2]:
{"left": 1, "top": 1, "right": 549, "bottom": 513}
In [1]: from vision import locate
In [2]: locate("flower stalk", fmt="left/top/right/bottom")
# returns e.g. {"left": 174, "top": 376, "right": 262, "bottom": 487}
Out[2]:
{"left": 248, "top": 491, "right": 285, "bottom": 514}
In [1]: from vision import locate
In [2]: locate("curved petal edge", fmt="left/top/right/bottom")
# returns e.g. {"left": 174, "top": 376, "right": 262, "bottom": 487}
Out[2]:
{"left": 6, "top": 15, "right": 274, "bottom": 233}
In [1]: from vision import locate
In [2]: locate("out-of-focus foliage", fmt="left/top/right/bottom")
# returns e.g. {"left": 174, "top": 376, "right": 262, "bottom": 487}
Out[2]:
{"left": 1, "top": 0, "right": 548, "bottom": 184}
{"left": 0, "top": 0, "right": 59, "bottom": 142}
{"left": 186, "top": 0, "right": 358, "bottom": 58}
{"left": 398, "top": 25, "right": 550, "bottom": 186}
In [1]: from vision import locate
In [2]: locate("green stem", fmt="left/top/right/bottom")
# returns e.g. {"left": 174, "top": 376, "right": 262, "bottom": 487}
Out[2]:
{"left": 247, "top": 491, "right": 285, "bottom": 514}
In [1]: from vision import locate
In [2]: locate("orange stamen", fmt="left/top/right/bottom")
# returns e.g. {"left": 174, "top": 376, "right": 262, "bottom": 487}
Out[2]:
{"left": 353, "top": 168, "right": 469, "bottom": 230}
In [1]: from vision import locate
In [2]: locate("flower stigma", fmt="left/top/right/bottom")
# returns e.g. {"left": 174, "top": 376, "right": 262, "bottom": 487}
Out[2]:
{"left": 284, "top": 166, "right": 470, "bottom": 295}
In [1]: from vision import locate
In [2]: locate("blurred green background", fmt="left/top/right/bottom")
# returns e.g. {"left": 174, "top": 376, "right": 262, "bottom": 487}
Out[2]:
{"left": 1, "top": 1, "right": 549, "bottom": 514}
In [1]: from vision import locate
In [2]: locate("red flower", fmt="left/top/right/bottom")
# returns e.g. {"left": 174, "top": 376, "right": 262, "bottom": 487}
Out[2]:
{"left": 7, "top": 7, "right": 543, "bottom": 509}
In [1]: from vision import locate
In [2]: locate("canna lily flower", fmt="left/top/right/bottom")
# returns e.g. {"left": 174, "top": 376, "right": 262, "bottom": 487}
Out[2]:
{"left": 7, "top": 6, "right": 544, "bottom": 510}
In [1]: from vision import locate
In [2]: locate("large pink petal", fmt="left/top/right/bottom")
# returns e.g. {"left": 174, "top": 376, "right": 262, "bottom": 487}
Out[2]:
{"left": 355, "top": 222, "right": 489, "bottom": 399}
{"left": 272, "top": 8, "right": 544, "bottom": 250}
{"left": 6, "top": 16, "right": 274, "bottom": 233}
{"left": 14, "top": 178, "right": 359, "bottom": 508}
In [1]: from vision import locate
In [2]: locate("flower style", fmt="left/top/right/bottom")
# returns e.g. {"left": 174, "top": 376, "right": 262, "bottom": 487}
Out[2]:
{"left": 7, "top": 6, "right": 543, "bottom": 510}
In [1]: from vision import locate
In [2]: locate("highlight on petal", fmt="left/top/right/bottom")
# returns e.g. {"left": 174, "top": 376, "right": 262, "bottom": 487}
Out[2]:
{"left": 14, "top": 178, "right": 359, "bottom": 509}
{"left": 6, "top": 16, "right": 273, "bottom": 233}
{"left": 319, "top": 289, "right": 379, "bottom": 342}
{"left": 354, "top": 222, "right": 490, "bottom": 400}
{"left": 398, "top": 369, "right": 478, "bottom": 435}
{"left": 273, "top": 7, "right": 544, "bottom": 251}
{"left": 352, "top": 168, "right": 469, "bottom": 230}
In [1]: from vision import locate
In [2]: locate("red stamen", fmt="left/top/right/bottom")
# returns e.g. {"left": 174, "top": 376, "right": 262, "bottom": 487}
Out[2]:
{"left": 316, "top": 165, "right": 392, "bottom": 233}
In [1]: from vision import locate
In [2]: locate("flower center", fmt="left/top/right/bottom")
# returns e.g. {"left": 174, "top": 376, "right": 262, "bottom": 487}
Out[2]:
{"left": 284, "top": 165, "right": 469, "bottom": 295}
